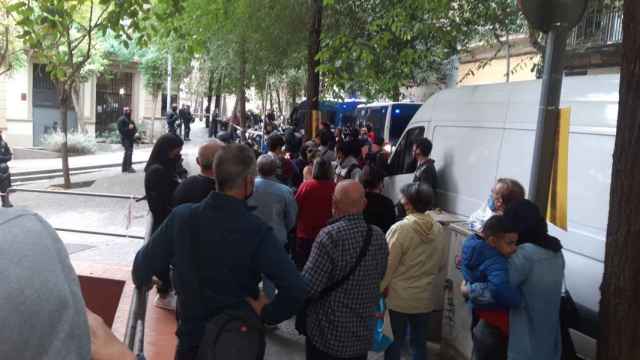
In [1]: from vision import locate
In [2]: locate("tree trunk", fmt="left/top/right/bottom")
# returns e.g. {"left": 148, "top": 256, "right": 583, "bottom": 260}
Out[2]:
{"left": 392, "top": 87, "right": 401, "bottom": 102}
{"left": 238, "top": 44, "right": 247, "bottom": 142}
{"left": 262, "top": 79, "right": 267, "bottom": 115}
{"left": 206, "top": 70, "right": 215, "bottom": 123}
{"left": 59, "top": 87, "right": 71, "bottom": 189}
{"left": 150, "top": 94, "right": 158, "bottom": 143}
{"left": 214, "top": 74, "right": 222, "bottom": 113}
{"left": 306, "top": 0, "right": 323, "bottom": 138}
{"left": 275, "top": 86, "right": 283, "bottom": 117}
{"left": 598, "top": 2, "right": 640, "bottom": 359}
{"left": 268, "top": 80, "right": 274, "bottom": 114}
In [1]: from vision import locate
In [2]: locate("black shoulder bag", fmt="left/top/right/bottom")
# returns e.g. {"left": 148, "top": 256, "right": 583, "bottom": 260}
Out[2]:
{"left": 295, "top": 226, "right": 373, "bottom": 336}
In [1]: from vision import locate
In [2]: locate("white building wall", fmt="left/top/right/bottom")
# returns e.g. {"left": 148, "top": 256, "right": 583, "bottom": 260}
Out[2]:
{"left": 4, "top": 62, "right": 32, "bottom": 147}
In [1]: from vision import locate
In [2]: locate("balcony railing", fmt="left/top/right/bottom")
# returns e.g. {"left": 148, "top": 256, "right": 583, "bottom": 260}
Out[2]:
{"left": 567, "top": 6, "right": 623, "bottom": 49}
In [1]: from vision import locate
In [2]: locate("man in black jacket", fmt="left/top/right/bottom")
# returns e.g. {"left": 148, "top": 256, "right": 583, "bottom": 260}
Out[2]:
{"left": 412, "top": 137, "right": 438, "bottom": 196}
{"left": 133, "top": 144, "right": 305, "bottom": 359}
{"left": 167, "top": 104, "right": 179, "bottom": 135}
{"left": 0, "top": 129, "right": 12, "bottom": 207}
{"left": 117, "top": 107, "right": 137, "bottom": 173}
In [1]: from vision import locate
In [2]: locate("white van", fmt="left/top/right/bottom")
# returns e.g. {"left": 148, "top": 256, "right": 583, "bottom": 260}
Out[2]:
{"left": 355, "top": 102, "right": 422, "bottom": 146}
{"left": 384, "top": 74, "right": 619, "bottom": 359}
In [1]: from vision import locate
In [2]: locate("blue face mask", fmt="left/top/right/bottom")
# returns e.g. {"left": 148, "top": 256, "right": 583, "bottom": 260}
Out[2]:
{"left": 488, "top": 195, "right": 497, "bottom": 212}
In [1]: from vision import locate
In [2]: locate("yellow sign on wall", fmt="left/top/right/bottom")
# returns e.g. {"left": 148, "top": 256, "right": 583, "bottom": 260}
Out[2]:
{"left": 547, "top": 107, "right": 570, "bottom": 231}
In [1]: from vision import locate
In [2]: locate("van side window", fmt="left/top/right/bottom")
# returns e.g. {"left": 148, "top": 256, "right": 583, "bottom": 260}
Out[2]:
{"left": 388, "top": 126, "right": 425, "bottom": 176}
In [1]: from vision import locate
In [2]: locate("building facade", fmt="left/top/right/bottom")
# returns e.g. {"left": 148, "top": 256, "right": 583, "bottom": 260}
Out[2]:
{"left": 456, "top": 2, "right": 622, "bottom": 87}
{"left": 0, "top": 58, "right": 163, "bottom": 148}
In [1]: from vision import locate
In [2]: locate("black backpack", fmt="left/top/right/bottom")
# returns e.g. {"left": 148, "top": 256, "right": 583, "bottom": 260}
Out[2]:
{"left": 188, "top": 205, "right": 266, "bottom": 360}
{"left": 196, "top": 308, "right": 265, "bottom": 360}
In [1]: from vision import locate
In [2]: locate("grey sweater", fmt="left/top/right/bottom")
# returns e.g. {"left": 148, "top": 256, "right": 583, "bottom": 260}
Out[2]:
{"left": 0, "top": 208, "right": 91, "bottom": 359}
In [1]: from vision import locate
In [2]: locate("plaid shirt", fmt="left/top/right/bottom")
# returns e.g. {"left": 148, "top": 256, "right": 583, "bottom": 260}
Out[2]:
{"left": 302, "top": 214, "right": 388, "bottom": 357}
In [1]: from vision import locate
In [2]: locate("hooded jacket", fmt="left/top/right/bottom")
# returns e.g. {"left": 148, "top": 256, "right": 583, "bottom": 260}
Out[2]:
{"left": 380, "top": 212, "right": 445, "bottom": 314}
{"left": 0, "top": 208, "right": 91, "bottom": 360}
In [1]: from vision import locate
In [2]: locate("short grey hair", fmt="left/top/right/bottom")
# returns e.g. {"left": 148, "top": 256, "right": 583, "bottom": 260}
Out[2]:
{"left": 257, "top": 154, "right": 280, "bottom": 178}
{"left": 214, "top": 144, "right": 257, "bottom": 192}
{"left": 400, "top": 182, "right": 434, "bottom": 212}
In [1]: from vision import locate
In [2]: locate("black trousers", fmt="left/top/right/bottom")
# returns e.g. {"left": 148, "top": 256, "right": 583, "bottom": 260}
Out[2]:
{"left": 471, "top": 320, "right": 507, "bottom": 360}
{"left": 212, "top": 119, "right": 218, "bottom": 138}
{"left": 168, "top": 123, "right": 177, "bottom": 135}
{"left": 175, "top": 345, "right": 198, "bottom": 360}
{"left": 121, "top": 138, "right": 134, "bottom": 171}
{"left": 306, "top": 339, "right": 367, "bottom": 360}
{"left": 184, "top": 122, "right": 191, "bottom": 139}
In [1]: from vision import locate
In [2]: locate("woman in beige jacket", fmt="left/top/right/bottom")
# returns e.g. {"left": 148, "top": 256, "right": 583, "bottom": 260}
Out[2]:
{"left": 381, "top": 182, "right": 445, "bottom": 360}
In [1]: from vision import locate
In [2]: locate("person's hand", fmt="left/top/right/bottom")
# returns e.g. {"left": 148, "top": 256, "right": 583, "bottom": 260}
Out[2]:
{"left": 129, "top": 124, "right": 134, "bottom": 129}
{"left": 86, "top": 308, "right": 134, "bottom": 360}
{"left": 460, "top": 281, "right": 470, "bottom": 299}
{"left": 246, "top": 292, "right": 270, "bottom": 316}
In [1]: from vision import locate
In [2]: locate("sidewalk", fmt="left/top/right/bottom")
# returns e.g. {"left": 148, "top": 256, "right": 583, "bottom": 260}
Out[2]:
{"left": 9, "top": 147, "right": 153, "bottom": 175}
{"left": 8, "top": 124, "right": 207, "bottom": 176}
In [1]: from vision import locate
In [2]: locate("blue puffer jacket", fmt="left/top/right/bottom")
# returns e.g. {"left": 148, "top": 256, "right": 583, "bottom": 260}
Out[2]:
{"left": 460, "top": 234, "right": 521, "bottom": 309}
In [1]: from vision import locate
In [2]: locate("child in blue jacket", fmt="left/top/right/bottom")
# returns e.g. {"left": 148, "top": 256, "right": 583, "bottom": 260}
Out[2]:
{"left": 461, "top": 215, "right": 521, "bottom": 360}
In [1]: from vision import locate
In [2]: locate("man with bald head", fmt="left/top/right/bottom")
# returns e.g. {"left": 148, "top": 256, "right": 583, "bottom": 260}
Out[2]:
{"left": 301, "top": 180, "right": 389, "bottom": 359}
{"left": 173, "top": 140, "right": 225, "bottom": 206}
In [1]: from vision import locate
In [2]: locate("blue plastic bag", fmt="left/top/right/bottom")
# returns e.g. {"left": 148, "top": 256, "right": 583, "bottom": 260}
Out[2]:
{"left": 371, "top": 298, "right": 393, "bottom": 352}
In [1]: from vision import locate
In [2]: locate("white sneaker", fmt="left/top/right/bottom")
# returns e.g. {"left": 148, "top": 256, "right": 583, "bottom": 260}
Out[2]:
{"left": 154, "top": 292, "right": 177, "bottom": 311}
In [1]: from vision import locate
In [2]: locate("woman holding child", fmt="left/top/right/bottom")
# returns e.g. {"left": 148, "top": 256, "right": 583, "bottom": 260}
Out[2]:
{"left": 464, "top": 199, "right": 565, "bottom": 360}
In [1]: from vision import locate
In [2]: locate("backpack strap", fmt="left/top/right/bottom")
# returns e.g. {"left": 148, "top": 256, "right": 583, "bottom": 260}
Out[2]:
{"left": 313, "top": 226, "right": 373, "bottom": 303}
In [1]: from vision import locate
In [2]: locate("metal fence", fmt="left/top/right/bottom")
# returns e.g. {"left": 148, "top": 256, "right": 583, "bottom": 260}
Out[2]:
{"left": 124, "top": 206, "right": 152, "bottom": 358}
{"left": 567, "top": 6, "right": 623, "bottom": 49}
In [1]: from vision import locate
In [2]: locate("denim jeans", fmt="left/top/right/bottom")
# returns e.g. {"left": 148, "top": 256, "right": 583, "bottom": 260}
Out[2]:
{"left": 384, "top": 310, "right": 430, "bottom": 360}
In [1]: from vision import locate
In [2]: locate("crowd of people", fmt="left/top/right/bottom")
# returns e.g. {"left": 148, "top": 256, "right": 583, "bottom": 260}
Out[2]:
{"left": 0, "top": 115, "right": 567, "bottom": 360}
{"left": 129, "top": 120, "right": 566, "bottom": 360}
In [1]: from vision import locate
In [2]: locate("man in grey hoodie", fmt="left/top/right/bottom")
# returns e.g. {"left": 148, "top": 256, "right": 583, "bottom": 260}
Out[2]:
{"left": 0, "top": 208, "right": 134, "bottom": 360}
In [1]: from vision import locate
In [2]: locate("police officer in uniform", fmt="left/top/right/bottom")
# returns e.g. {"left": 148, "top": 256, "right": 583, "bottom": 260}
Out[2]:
{"left": 183, "top": 105, "right": 193, "bottom": 141}
{"left": 0, "top": 129, "right": 13, "bottom": 207}
{"left": 117, "top": 107, "right": 137, "bottom": 173}
{"left": 167, "top": 104, "right": 179, "bottom": 135}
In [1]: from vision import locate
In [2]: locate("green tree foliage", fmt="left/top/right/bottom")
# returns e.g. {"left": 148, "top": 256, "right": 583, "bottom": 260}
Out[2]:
{"left": 318, "top": 0, "right": 529, "bottom": 101}
{"left": 150, "top": 0, "right": 308, "bottom": 129}
{"left": 10, "top": 0, "right": 150, "bottom": 188}
{"left": 0, "top": 0, "right": 26, "bottom": 75}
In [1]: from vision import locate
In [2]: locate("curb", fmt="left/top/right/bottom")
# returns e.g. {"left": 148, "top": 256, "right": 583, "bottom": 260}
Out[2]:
{"left": 12, "top": 160, "right": 147, "bottom": 184}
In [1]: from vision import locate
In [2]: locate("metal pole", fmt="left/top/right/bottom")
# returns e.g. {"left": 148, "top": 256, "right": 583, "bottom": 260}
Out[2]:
{"left": 506, "top": 31, "right": 511, "bottom": 83}
{"left": 528, "top": 25, "right": 569, "bottom": 212}
{"left": 166, "top": 54, "right": 172, "bottom": 114}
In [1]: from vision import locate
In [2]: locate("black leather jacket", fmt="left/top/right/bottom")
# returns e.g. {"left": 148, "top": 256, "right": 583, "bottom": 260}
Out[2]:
{"left": 0, "top": 138, "right": 11, "bottom": 166}
{"left": 117, "top": 115, "right": 137, "bottom": 141}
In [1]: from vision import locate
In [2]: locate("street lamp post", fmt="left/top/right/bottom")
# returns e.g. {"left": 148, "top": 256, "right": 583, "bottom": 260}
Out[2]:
{"left": 518, "top": 0, "right": 587, "bottom": 212}
{"left": 166, "top": 54, "right": 172, "bottom": 115}
{"left": 528, "top": 25, "right": 569, "bottom": 212}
